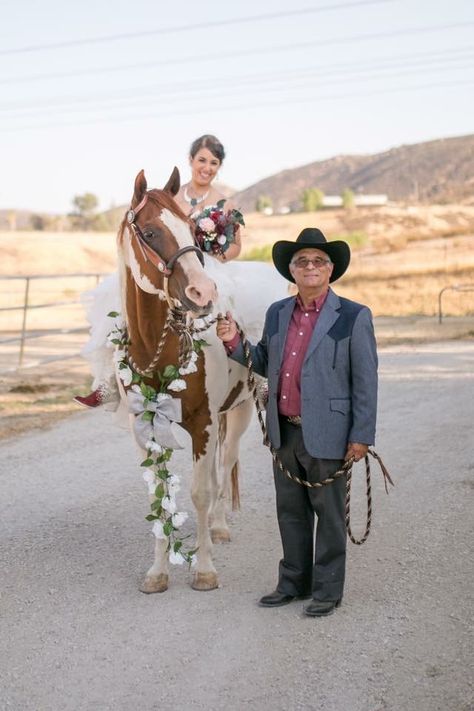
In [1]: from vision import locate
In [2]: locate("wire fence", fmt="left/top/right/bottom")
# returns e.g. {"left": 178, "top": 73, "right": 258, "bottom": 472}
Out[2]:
{"left": 0, "top": 273, "right": 110, "bottom": 368}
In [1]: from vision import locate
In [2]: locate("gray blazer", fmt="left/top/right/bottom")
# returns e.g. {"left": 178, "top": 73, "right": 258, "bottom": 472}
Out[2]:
{"left": 230, "top": 288, "right": 378, "bottom": 459}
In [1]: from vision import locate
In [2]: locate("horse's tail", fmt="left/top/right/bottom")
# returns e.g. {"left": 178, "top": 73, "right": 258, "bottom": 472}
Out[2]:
{"left": 218, "top": 412, "right": 240, "bottom": 511}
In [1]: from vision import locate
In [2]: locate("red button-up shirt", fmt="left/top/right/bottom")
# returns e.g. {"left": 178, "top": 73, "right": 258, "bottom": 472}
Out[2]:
{"left": 278, "top": 291, "right": 328, "bottom": 416}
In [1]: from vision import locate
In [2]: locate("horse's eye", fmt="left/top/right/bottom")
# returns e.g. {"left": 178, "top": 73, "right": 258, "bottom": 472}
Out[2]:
{"left": 142, "top": 230, "right": 154, "bottom": 241}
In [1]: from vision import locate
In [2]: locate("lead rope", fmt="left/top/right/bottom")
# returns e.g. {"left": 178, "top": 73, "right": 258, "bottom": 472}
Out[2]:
{"left": 237, "top": 324, "right": 394, "bottom": 545}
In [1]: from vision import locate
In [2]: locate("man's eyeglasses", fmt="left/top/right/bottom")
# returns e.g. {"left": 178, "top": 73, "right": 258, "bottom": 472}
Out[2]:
{"left": 291, "top": 256, "right": 332, "bottom": 269}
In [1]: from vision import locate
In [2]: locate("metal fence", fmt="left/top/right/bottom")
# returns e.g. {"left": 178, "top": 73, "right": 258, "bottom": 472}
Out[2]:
{"left": 438, "top": 283, "right": 474, "bottom": 324}
{"left": 0, "top": 273, "right": 110, "bottom": 367}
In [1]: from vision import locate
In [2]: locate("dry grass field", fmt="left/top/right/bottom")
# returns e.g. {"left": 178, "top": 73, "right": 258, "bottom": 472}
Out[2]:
{"left": 1, "top": 202, "right": 473, "bottom": 440}
{"left": 1, "top": 202, "right": 474, "bottom": 324}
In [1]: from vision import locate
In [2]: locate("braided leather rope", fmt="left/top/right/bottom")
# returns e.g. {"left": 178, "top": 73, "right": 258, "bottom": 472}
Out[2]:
{"left": 238, "top": 327, "right": 394, "bottom": 545}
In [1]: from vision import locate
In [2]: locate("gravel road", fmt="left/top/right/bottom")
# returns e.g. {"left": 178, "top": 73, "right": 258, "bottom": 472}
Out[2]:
{"left": 1, "top": 341, "right": 473, "bottom": 711}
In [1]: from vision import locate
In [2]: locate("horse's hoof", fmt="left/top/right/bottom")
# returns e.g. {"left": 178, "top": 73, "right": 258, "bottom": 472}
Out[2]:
{"left": 211, "top": 527, "right": 231, "bottom": 544}
{"left": 191, "top": 572, "right": 219, "bottom": 591}
{"left": 139, "top": 573, "right": 169, "bottom": 594}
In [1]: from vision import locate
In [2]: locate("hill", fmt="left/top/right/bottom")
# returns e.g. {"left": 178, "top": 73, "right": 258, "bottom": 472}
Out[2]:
{"left": 233, "top": 134, "right": 474, "bottom": 213}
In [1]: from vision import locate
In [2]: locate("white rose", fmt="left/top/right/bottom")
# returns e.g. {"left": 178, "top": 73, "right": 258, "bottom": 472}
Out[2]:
{"left": 146, "top": 440, "right": 163, "bottom": 454}
{"left": 167, "top": 474, "right": 181, "bottom": 495}
{"left": 142, "top": 469, "right": 156, "bottom": 495}
{"left": 113, "top": 349, "right": 126, "bottom": 363}
{"left": 156, "top": 392, "right": 171, "bottom": 402}
{"left": 169, "top": 550, "right": 185, "bottom": 566}
{"left": 167, "top": 379, "right": 187, "bottom": 392}
{"left": 152, "top": 520, "right": 167, "bottom": 539}
{"left": 162, "top": 496, "right": 177, "bottom": 514}
{"left": 172, "top": 511, "right": 188, "bottom": 528}
{"left": 179, "top": 360, "right": 198, "bottom": 376}
{"left": 119, "top": 365, "right": 133, "bottom": 386}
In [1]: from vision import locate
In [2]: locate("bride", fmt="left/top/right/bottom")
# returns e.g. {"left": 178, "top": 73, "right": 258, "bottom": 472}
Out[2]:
{"left": 75, "top": 134, "right": 287, "bottom": 408}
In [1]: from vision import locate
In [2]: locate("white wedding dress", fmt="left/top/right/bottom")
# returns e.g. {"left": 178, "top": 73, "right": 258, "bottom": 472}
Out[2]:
{"left": 80, "top": 255, "right": 289, "bottom": 389}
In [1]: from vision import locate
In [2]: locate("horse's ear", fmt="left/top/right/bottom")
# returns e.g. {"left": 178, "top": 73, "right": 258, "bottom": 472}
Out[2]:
{"left": 132, "top": 170, "right": 147, "bottom": 206}
{"left": 163, "top": 166, "right": 180, "bottom": 196}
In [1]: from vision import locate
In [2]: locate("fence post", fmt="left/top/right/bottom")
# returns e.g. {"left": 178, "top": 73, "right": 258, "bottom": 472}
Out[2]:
{"left": 18, "top": 277, "right": 31, "bottom": 366}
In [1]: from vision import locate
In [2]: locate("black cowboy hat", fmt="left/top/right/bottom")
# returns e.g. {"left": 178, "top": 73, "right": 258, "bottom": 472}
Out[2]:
{"left": 272, "top": 227, "right": 351, "bottom": 283}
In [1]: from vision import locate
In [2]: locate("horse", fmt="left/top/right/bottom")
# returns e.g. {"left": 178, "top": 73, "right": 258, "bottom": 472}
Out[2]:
{"left": 116, "top": 168, "right": 255, "bottom": 593}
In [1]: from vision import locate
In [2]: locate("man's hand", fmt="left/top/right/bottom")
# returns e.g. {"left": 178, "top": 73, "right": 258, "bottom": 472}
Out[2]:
{"left": 216, "top": 311, "right": 238, "bottom": 342}
{"left": 345, "top": 442, "right": 369, "bottom": 462}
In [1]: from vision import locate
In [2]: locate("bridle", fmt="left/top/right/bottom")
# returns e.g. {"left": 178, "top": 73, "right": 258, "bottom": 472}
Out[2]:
{"left": 126, "top": 192, "right": 204, "bottom": 283}
{"left": 123, "top": 191, "right": 216, "bottom": 375}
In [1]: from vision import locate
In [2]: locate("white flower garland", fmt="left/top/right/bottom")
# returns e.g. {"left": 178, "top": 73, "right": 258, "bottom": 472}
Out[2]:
{"left": 106, "top": 311, "right": 207, "bottom": 566}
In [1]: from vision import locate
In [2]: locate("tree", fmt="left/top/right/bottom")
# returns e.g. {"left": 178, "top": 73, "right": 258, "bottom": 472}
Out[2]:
{"left": 301, "top": 188, "right": 324, "bottom": 212}
{"left": 256, "top": 194, "right": 273, "bottom": 213}
{"left": 30, "top": 214, "right": 47, "bottom": 230}
{"left": 69, "top": 192, "right": 100, "bottom": 230}
{"left": 341, "top": 188, "right": 355, "bottom": 209}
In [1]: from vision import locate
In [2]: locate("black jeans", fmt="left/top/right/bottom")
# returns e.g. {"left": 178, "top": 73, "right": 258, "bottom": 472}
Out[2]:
{"left": 274, "top": 419, "right": 347, "bottom": 601}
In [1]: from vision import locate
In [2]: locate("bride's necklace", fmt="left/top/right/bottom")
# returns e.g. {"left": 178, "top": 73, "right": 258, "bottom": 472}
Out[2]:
{"left": 183, "top": 185, "right": 210, "bottom": 207}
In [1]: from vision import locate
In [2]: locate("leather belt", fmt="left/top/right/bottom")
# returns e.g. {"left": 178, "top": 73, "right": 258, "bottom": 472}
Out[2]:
{"left": 286, "top": 415, "right": 302, "bottom": 426}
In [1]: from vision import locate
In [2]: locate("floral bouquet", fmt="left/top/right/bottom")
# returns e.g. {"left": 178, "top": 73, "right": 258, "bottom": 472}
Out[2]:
{"left": 192, "top": 199, "right": 244, "bottom": 258}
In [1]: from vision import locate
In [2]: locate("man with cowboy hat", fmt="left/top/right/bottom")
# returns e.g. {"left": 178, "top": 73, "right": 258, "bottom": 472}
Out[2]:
{"left": 217, "top": 228, "right": 378, "bottom": 617}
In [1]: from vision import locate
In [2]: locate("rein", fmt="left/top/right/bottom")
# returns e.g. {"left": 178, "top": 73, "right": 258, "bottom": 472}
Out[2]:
{"left": 237, "top": 324, "right": 394, "bottom": 545}
{"left": 125, "top": 307, "right": 217, "bottom": 378}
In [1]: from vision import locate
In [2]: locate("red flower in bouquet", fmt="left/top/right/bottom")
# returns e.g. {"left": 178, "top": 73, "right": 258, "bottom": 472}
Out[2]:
{"left": 192, "top": 199, "right": 245, "bottom": 258}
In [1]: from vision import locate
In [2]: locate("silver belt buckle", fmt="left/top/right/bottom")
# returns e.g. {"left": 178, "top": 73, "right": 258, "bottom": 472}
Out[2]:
{"left": 287, "top": 415, "right": 302, "bottom": 426}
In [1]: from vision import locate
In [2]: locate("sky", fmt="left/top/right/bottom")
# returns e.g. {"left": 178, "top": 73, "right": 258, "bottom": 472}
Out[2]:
{"left": 1, "top": 0, "right": 473, "bottom": 213}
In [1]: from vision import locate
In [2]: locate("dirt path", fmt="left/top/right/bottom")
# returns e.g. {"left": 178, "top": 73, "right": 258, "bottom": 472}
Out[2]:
{"left": 1, "top": 341, "right": 473, "bottom": 710}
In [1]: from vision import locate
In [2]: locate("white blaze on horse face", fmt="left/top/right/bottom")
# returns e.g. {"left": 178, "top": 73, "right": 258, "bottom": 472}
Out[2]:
{"left": 160, "top": 208, "right": 217, "bottom": 308}
{"left": 123, "top": 227, "right": 167, "bottom": 297}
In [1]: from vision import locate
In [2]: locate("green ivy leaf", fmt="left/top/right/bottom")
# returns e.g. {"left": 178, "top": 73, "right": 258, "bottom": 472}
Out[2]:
{"left": 140, "top": 458, "right": 154, "bottom": 467}
{"left": 107, "top": 311, "right": 120, "bottom": 317}
{"left": 154, "top": 483, "right": 164, "bottom": 499}
{"left": 132, "top": 373, "right": 141, "bottom": 384}
{"left": 140, "top": 383, "right": 156, "bottom": 400}
{"left": 216, "top": 199, "right": 226, "bottom": 209}
{"left": 162, "top": 365, "right": 179, "bottom": 379}
{"left": 145, "top": 514, "right": 157, "bottom": 521}
{"left": 141, "top": 411, "right": 154, "bottom": 422}
{"left": 151, "top": 498, "right": 162, "bottom": 511}
{"left": 193, "top": 339, "right": 209, "bottom": 352}
{"left": 163, "top": 521, "right": 174, "bottom": 537}
{"left": 173, "top": 540, "right": 183, "bottom": 552}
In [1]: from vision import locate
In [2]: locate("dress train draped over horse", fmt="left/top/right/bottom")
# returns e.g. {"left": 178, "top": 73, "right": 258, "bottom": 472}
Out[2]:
{"left": 80, "top": 256, "right": 288, "bottom": 389}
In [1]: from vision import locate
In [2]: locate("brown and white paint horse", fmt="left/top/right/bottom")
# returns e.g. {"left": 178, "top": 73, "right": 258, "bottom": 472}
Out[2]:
{"left": 117, "top": 169, "right": 254, "bottom": 593}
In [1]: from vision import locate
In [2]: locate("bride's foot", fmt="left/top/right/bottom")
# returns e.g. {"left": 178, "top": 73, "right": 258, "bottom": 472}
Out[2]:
{"left": 73, "top": 381, "right": 120, "bottom": 410}
{"left": 73, "top": 388, "right": 104, "bottom": 408}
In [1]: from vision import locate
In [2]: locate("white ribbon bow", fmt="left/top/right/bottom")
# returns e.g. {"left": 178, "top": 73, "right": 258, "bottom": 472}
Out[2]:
{"left": 126, "top": 390, "right": 188, "bottom": 450}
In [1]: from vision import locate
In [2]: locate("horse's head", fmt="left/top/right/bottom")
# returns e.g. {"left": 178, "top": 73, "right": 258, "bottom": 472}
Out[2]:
{"left": 119, "top": 169, "right": 217, "bottom": 315}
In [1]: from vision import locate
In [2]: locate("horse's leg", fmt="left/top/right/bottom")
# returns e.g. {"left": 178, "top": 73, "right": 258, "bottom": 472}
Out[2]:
{"left": 140, "top": 537, "right": 169, "bottom": 594}
{"left": 210, "top": 397, "right": 254, "bottom": 544}
{"left": 191, "top": 425, "right": 220, "bottom": 591}
{"left": 140, "top": 492, "right": 169, "bottom": 594}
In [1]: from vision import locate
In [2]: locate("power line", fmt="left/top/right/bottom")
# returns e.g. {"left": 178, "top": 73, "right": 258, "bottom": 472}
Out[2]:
{"left": 1, "top": 22, "right": 472, "bottom": 86}
{"left": 2, "top": 41, "right": 473, "bottom": 87}
{"left": 0, "top": 0, "right": 394, "bottom": 55}
{"left": 3, "top": 54, "right": 474, "bottom": 116}
{"left": 2, "top": 77, "right": 472, "bottom": 132}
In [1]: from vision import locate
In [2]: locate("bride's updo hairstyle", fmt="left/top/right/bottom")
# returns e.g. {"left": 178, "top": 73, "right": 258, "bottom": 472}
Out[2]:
{"left": 190, "top": 135, "right": 226, "bottom": 163}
